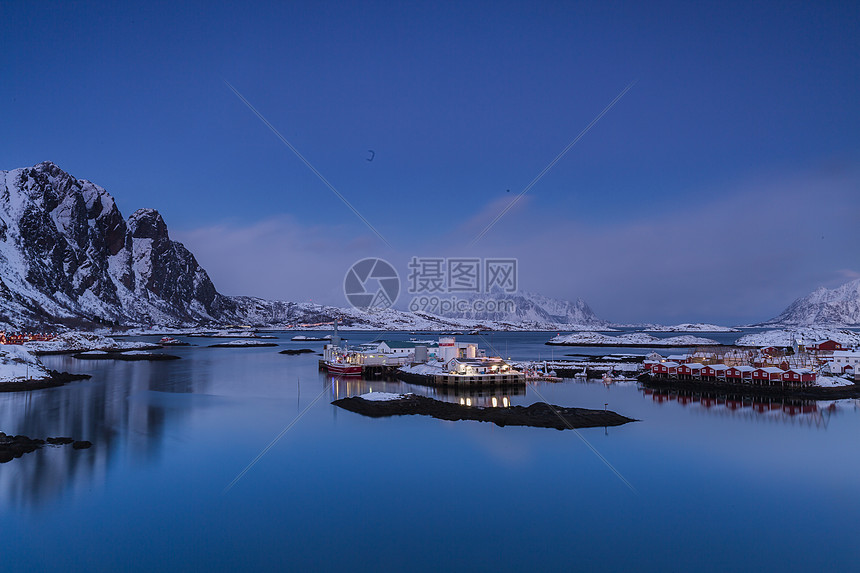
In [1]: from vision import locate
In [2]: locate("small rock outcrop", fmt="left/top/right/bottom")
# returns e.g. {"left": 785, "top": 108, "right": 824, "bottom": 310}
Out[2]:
{"left": 0, "top": 432, "right": 91, "bottom": 463}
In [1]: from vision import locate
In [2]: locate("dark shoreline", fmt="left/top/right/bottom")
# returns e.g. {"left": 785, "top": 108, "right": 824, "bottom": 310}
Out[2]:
{"left": 394, "top": 369, "right": 527, "bottom": 388}
{"left": 0, "top": 370, "right": 91, "bottom": 393}
{"left": 639, "top": 374, "right": 860, "bottom": 400}
{"left": 333, "top": 394, "right": 636, "bottom": 430}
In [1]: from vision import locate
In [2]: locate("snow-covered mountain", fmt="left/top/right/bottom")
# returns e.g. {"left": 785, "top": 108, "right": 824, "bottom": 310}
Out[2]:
{"left": 0, "top": 162, "right": 608, "bottom": 331}
{"left": 228, "top": 297, "right": 604, "bottom": 332}
{"left": 760, "top": 279, "right": 860, "bottom": 326}
{"left": 432, "top": 292, "right": 606, "bottom": 328}
{"left": 0, "top": 161, "right": 238, "bottom": 327}
{"left": 735, "top": 327, "right": 860, "bottom": 348}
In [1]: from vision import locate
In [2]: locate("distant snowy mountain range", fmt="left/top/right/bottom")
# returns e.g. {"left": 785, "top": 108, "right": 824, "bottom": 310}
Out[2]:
{"left": 0, "top": 162, "right": 609, "bottom": 331}
{"left": 429, "top": 292, "right": 606, "bottom": 328}
{"left": 759, "top": 279, "right": 860, "bottom": 327}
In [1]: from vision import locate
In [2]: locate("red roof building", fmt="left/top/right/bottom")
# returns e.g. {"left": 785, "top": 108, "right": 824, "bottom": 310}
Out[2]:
{"left": 808, "top": 340, "right": 843, "bottom": 352}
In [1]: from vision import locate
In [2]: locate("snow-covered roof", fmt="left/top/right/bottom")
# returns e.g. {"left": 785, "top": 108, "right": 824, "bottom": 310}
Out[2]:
{"left": 832, "top": 350, "right": 860, "bottom": 358}
{"left": 382, "top": 340, "right": 439, "bottom": 349}
{"left": 449, "top": 357, "right": 506, "bottom": 366}
{"left": 399, "top": 362, "right": 445, "bottom": 375}
{"left": 758, "top": 367, "right": 785, "bottom": 374}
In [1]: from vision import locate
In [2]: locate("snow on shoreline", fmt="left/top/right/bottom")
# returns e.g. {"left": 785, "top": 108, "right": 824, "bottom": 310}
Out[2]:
{"left": 815, "top": 375, "right": 855, "bottom": 388}
{"left": 0, "top": 346, "right": 52, "bottom": 382}
{"left": 547, "top": 332, "right": 720, "bottom": 347}
{"left": 25, "top": 332, "right": 156, "bottom": 353}
{"left": 359, "top": 392, "right": 408, "bottom": 401}
{"left": 115, "top": 327, "right": 198, "bottom": 336}
{"left": 208, "top": 339, "right": 277, "bottom": 347}
{"left": 189, "top": 330, "right": 263, "bottom": 338}
{"left": 643, "top": 323, "right": 740, "bottom": 333}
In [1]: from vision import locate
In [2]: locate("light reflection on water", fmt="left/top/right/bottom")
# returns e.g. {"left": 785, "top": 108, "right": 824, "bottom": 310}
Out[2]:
{"left": 326, "top": 374, "right": 526, "bottom": 408}
{"left": 0, "top": 331, "right": 858, "bottom": 572}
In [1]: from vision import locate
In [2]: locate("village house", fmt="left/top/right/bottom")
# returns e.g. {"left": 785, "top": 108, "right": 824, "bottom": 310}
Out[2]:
{"left": 0, "top": 332, "right": 55, "bottom": 344}
{"left": 831, "top": 350, "right": 860, "bottom": 371}
{"left": 445, "top": 357, "right": 512, "bottom": 376}
{"left": 806, "top": 339, "right": 843, "bottom": 353}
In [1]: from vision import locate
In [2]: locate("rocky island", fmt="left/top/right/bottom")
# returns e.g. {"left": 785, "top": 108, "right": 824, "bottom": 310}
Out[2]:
{"left": 333, "top": 393, "right": 636, "bottom": 430}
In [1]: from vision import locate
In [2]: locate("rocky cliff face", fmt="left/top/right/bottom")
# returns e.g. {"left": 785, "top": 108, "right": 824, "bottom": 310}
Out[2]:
{"left": 761, "top": 279, "right": 860, "bottom": 326}
{"left": 0, "top": 162, "right": 231, "bottom": 327}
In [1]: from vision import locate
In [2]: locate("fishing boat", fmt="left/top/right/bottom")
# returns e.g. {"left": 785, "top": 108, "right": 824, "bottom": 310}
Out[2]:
{"left": 321, "top": 320, "right": 362, "bottom": 376}
{"left": 159, "top": 336, "right": 189, "bottom": 346}
{"left": 325, "top": 360, "right": 363, "bottom": 376}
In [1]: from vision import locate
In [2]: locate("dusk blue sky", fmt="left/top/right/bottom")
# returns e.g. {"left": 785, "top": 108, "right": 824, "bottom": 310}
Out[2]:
{"left": 2, "top": 1, "right": 858, "bottom": 324}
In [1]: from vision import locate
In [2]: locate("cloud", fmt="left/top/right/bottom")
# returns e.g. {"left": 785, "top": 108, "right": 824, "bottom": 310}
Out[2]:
{"left": 452, "top": 193, "right": 536, "bottom": 248}
{"left": 498, "top": 165, "right": 860, "bottom": 323}
{"left": 173, "top": 163, "right": 860, "bottom": 325}
{"left": 173, "top": 216, "right": 381, "bottom": 305}
{"left": 836, "top": 269, "right": 860, "bottom": 281}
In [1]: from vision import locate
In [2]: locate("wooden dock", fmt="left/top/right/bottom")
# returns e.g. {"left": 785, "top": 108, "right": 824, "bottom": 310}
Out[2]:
{"left": 320, "top": 360, "right": 527, "bottom": 387}
{"left": 397, "top": 369, "right": 525, "bottom": 388}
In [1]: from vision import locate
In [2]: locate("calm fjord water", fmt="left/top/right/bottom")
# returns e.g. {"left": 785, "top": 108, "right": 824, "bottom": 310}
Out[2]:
{"left": 1, "top": 331, "right": 858, "bottom": 572}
